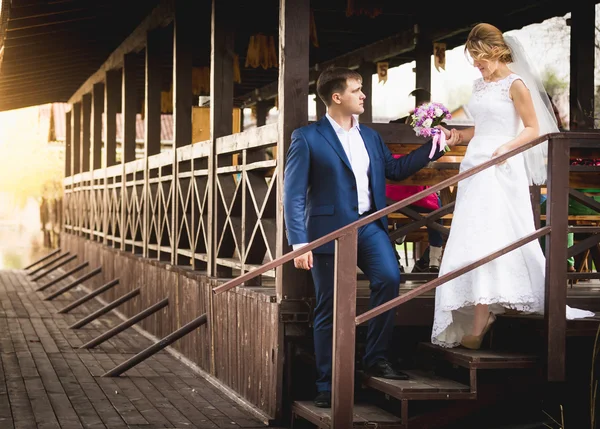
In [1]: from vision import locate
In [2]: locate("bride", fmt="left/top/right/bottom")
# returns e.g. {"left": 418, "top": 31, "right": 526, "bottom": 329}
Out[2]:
{"left": 431, "top": 23, "right": 595, "bottom": 350}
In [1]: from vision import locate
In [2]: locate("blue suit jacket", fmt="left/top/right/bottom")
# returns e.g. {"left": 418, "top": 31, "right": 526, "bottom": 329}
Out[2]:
{"left": 283, "top": 116, "right": 443, "bottom": 254}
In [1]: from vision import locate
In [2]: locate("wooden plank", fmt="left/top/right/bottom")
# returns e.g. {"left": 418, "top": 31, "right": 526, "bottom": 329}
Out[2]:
{"left": 360, "top": 370, "right": 473, "bottom": 401}
{"left": 418, "top": 342, "right": 539, "bottom": 369}
{"left": 292, "top": 401, "right": 403, "bottom": 428}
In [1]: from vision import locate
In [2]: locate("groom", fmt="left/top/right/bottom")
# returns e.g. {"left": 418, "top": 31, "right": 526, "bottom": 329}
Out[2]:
{"left": 283, "top": 66, "right": 457, "bottom": 408}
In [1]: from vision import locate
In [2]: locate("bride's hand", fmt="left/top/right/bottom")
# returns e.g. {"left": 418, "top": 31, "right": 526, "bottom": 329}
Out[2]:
{"left": 435, "top": 125, "right": 451, "bottom": 139}
{"left": 492, "top": 144, "right": 511, "bottom": 164}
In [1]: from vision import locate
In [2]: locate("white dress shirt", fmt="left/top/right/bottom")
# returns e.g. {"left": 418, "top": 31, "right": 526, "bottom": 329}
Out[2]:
{"left": 293, "top": 114, "right": 372, "bottom": 251}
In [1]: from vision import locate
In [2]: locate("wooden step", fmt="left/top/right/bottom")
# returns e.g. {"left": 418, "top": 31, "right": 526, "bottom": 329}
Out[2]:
{"left": 292, "top": 401, "right": 404, "bottom": 428}
{"left": 495, "top": 312, "right": 600, "bottom": 336}
{"left": 360, "top": 369, "right": 474, "bottom": 401}
{"left": 418, "top": 342, "right": 539, "bottom": 369}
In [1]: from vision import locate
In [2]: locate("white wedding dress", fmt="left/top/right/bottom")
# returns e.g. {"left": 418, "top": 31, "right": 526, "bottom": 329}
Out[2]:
{"left": 431, "top": 73, "right": 595, "bottom": 348}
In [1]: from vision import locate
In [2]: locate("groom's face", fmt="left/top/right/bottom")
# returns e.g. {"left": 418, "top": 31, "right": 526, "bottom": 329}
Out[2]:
{"left": 335, "top": 78, "right": 365, "bottom": 116}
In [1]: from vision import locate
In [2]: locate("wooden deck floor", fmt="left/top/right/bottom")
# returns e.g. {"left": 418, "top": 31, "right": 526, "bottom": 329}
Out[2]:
{"left": 0, "top": 269, "right": 273, "bottom": 429}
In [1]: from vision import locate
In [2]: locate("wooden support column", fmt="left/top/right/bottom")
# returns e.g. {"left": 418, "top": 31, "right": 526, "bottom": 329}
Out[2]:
{"left": 358, "top": 62, "right": 375, "bottom": 123}
{"left": 91, "top": 83, "right": 104, "bottom": 171}
{"left": 103, "top": 69, "right": 120, "bottom": 246}
{"left": 81, "top": 93, "right": 91, "bottom": 174}
{"left": 172, "top": 2, "right": 193, "bottom": 264}
{"left": 315, "top": 93, "right": 326, "bottom": 119}
{"left": 122, "top": 53, "right": 138, "bottom": 164}
{"left": 208, "top": 0, "right": 234, "bottom": 275}
{"left": 91, "top": 83, "right": 104, "bottom": 241}
{"left": 104, "top": 70, "right": 120, "bottom": 168}
{"left": 121, "top": 53, "right": 138, "bottom": 251}
{"left": 545, "top": 136, "right": 570, "bottom": 382}
{"left": 276, "top": 0, "right": 310, "bottom": 301}
{"left": 414, "top": 25, "right": 432, "bottom": 107}
{"left": 65, "top": 110, "right": 72, "bottom": 177}
{"left": 256, "top": 100, "right": 271, "bottom": 127}
{"left": 71, "top": 102, "right": 81, "bottom": 235}
{"left": 569, "top": 1, "right": 595, "bottom": 129}
{"left": 144, "top": 28, "right": 163, "bottom": 259}
{"left": 72, "top": 102, "right": 81, "bottom": 176}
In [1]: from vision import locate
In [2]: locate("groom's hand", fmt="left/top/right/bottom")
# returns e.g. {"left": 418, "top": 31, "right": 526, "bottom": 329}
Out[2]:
{"left": 294, "top": 251, "right": 313, "bottom": 270}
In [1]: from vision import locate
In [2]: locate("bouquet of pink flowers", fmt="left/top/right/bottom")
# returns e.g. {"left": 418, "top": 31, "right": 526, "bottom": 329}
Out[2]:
{"left": 410, "top": 101, "right": 452, "bottom": 159}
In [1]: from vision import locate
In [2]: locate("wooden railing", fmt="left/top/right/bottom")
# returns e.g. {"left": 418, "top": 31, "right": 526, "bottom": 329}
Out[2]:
{"left": 63, "top": 123, "right": 279, "bottom": 275}
{"left": 211, "top": 132, "right": 600, "bottom": 428}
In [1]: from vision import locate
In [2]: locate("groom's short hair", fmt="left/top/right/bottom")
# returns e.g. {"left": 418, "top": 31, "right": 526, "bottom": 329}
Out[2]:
{"left": 317, "top": 67, "right": 362, "bottom": 106}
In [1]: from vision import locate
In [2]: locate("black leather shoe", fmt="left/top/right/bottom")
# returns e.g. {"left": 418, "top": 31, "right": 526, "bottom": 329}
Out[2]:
{"left": 365, "top": 360, "right": 409, "bottom": 380}
{"left": 314, "top": 391, "right": 331, "bottom": 408}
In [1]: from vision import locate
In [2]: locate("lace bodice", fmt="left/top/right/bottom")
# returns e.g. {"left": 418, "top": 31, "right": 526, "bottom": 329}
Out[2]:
{"left": 468, "top": 73, "right": 523, "bottom": 138}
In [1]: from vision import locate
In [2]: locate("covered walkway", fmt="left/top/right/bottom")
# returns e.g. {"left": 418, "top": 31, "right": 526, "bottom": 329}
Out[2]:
{"left": 0, "top": 268, "right": 270, "bottom": 429}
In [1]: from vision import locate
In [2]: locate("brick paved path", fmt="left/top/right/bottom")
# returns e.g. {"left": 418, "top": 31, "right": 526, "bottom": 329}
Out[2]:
{"left": 0, "top": 269, "right": 272, "bottom": 429}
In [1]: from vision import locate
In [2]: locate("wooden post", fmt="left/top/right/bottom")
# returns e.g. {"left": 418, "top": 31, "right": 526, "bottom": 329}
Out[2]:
{"left": 331, "top": 231, "right": 358, "bottom": 428}
{"left": 91, "top": 83, "right": 104, "bottom": 241}
{"left": 569, "top": 1, "right": 595, "bottom": 129}
{"left": 256, "top": 100, "right": 271, "bottom": 127}
{"left": 104, "top": 70, "right": 120, "bottom": 168}
{"left": 72, "top": 102, "right": 81, "bottom": 177}
{"left": 276, "top": 0, "right": 310, "bottom": 421}
{"left": 358, "top": 62, "right": 375, "bottom": 123}
{"left": 276, "top": 0, "right": 310, "bottom": 302}
{"left": 81, "top": 93, "right": 92, "bottom": 174}
{"left": 65, "top": 110, "right": 72, "bottom": 177}
{"left": 414, "top": 25, "right": 432, "bottom": 107}
{"left": 315, "top": 93, "right": 326, "bottom": 119}
{"left": 91, "top": 83, "right": 104, "bottom": 171}
{"left": 172, "top": 1, "right": 193, "bottom": 264}
{"left": 122, "top": 53, "right": 138, "bottom": 164}
{"left": 144, "top": 28, "right": 163, "bottom": 259}
{"left": 72, "top": 102, "right": 81, "bottom": 235}
{"left": 81, "top": 93, "right": 91, "bottom": 238}
{"left": 544, "top": 136, "right": 569, "bottom": 381}
{"left": 208, "top": 0, "right": 234, "bottom": 276}
{"left": 121, "top": 53, "right": 138, "bottom": 251}
{"left": 104, "top": 69, "right": 120, "bottom": 246}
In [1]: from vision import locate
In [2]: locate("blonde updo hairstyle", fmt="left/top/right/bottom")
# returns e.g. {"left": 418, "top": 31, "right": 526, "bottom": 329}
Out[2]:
{"left": 465, "top": 23, "right": 513, "bottom": 63}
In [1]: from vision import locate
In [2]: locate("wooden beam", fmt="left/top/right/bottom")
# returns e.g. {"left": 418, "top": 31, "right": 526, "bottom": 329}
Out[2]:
{"left": 122, "top": 53, "right": 137, "bottom": 163}
{"left": 80, "top": 93, "right": 91, "bottom": 173}
{"left": 569, "top": 2, "right": 595, "bottom": 129}
{"left": 144, "top": 27, "right": 162, "bottom": 259}
{"left": 104, "top": 69, "right": 120, "bottom": 167}
{"left": 67, "top": 0, "right": 175, "bottom": 104}
{"left": 208, "top": 0, "right": 234, "bottom": 275}
{"left": 414, "top": 27, "right": 433, "bottom": 106}
{"left": 91, "top": 82, "right": 104, "bottom": 170}
{"left": 276, "top": 0, "right": 310, "bottom": 301}
{"left": 71, "top": 102, "right": 81, "bottom": 176}
{"left": 358, "top": 62, "right": 375, "bottom": 123}
{"left": 171, "top": 0, "right": 194, "bottom": 264}
{"left": 145, "top": 28, "right": 162, "bottom": 157}
{"left": 65, "top": 110, "right": 71, "bottom": 177}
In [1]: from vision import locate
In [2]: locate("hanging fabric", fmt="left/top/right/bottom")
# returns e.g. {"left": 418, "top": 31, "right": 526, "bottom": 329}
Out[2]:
{"left": 233, "top": 54, "right": 241, "bottom": 84}
{"left": 310, "top": 8, "right": 319, "bottom": 48}
{"left": 377, "top": 62, "right": 389, "bottom": 84}
{"left": 434, "top": 42, "right": 446, "bottom": 72}
{"left": 346, "top": 0, "right": 383, "bottom": 18}
{"left": 245, "top": 34, "right": 278, "bottom": 70}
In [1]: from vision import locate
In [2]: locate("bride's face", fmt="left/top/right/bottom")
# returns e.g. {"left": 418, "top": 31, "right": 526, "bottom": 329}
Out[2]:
{"left": 470, "top": 55, "right": 499, "bottom": 80}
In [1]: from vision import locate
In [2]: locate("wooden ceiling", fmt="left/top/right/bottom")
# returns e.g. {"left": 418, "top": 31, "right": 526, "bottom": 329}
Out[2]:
{"left": 0, "top": 0, "right": 581, "bottom": 112}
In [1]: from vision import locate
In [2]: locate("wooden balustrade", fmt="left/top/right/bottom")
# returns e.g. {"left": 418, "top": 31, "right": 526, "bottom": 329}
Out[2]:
{"left": 62, "top": 125, "right": 600, "bottom": 289}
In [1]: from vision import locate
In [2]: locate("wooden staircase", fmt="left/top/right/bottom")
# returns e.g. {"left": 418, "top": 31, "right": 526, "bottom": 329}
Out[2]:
{"left": 290, "top": 341, "right": 542, "bottom": 428}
